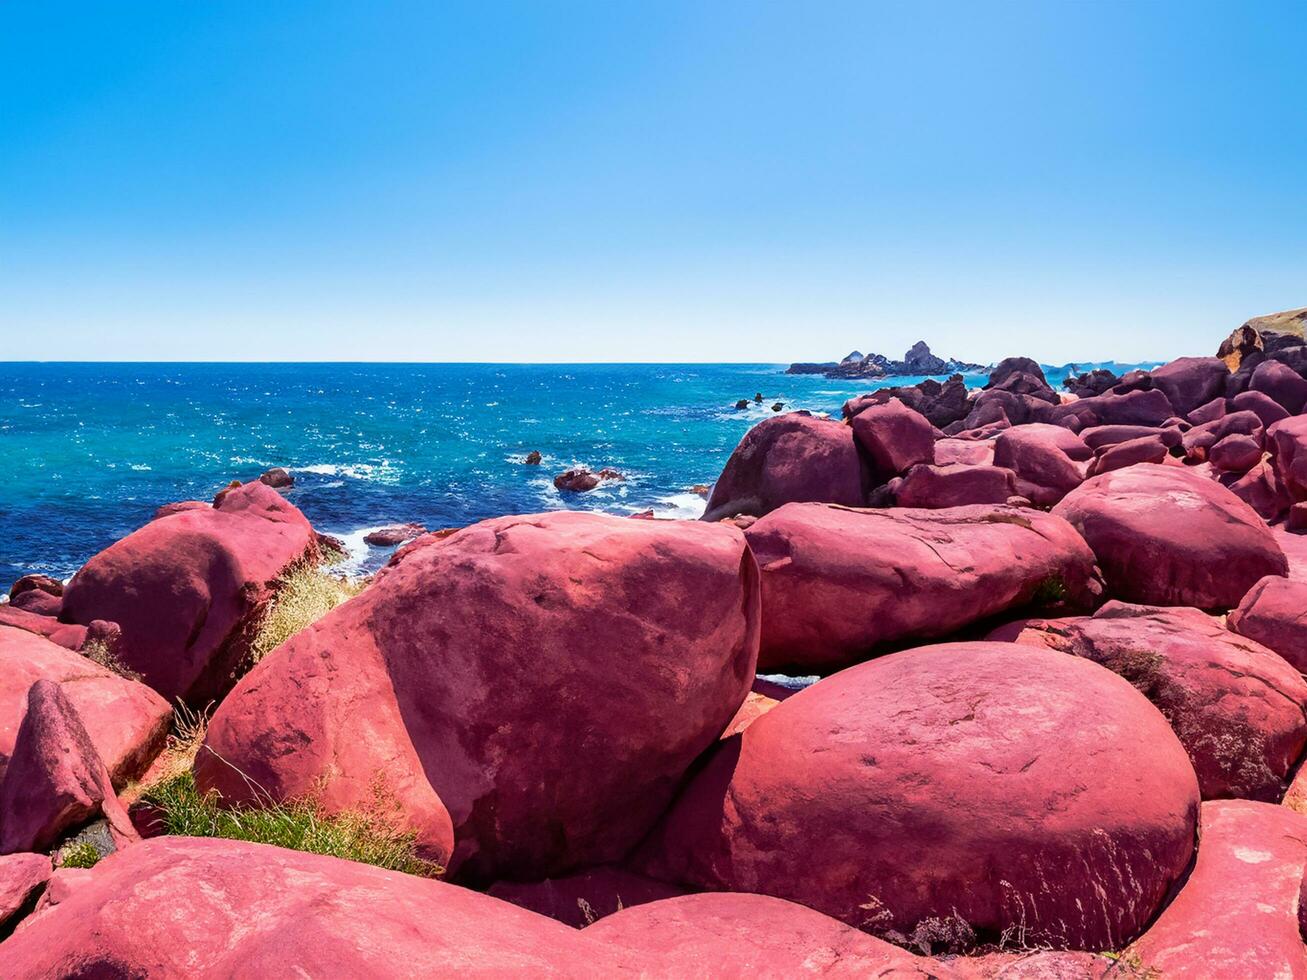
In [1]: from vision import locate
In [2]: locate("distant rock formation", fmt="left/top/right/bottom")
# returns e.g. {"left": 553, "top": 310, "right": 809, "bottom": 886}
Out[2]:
{"left": 786, "top": 341, "right": 988, "bottom": 378}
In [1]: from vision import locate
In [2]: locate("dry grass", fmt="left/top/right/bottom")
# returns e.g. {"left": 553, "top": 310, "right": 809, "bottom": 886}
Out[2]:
{"left": 81, "top": 638, "right": 142, "bottom": 682}
{"left": 249, "top": 564, "right": 365, "bottom": 665}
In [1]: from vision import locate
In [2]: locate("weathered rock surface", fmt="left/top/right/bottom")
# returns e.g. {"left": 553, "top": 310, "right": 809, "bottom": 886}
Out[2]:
{"left": 703, "top": 413, "right": 868, "bottom": 521}
{"left": 849, "top": 398, "right": 935, "bottom": 477}
{"left": 1229, "top": 574, "right": 1307, "bottom": 673}
{"left": 1049, "top": 388, "right": 1175, "bottom": 429}
{"left": 744, "top": 503, "right": 1101, "bottom": 671}
{"left": 258, "top": 466, "right": 293, "bottom": 488}
{"left": 1085, "top": 433, "right": 1170, "bottom": 476}
{"left": 586, "top": 893, "right": 947, "bottom": 977}
{"left": 992, "top": 427, "right": 1084, "bottom": 505}
{"left": 0, "top": 628, "right": 169, "bottom": 789}
{"left": 0, "top": 837, "right": 636, "bottom": 977}
{"left": 891, "top": 463, "right": 1016, "bottom": 508}
{"left": 1269, "top": 415, "right": 1307, "bottom": 502}
{"left": 1123, "top": 800, "right": 1307, "bottom": 978}
{"left": 0, "top": 680, "right": 138, "bottom": 854}
{"left": 1052, "top": 464, "right": 1287, "bottom": 607}
{"left": 1148, "top": 356, "right": 1230, "bottom": 417}
{"left": 995, "top": 603, "right": 1307, "bottom": 800}
{"left": 363, "top": 522, "right": 427, "bottom": 546}
{"left": 197, "top": 512, "right": 759, "bottom": 882}
{"left": 637, "top": 642, "right": 1199, "bottom": 952}
{"left": 60, "top": 480, "right": 321, "bottom": 704}
{"left": 0, "top": 853, "right": 50, "bottom": 935}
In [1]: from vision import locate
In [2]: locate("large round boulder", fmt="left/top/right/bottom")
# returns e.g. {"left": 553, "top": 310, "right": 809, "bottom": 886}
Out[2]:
{"left": 996, "top": 603, "right": 1307, "bottom": 800}
{"left": 197, "top": 511, "right": 760, "bottom": 882}
{"left": 703, "top": 413, "right": 868, "bottom": 521}
{"left": 637, "top": 642, "right": 1200, "bottom": 952}
{"left": 744, "top": 503, "right": 1101, "bottom": 672}
{"left": 0, "top": 628, "right": 169, "bottom": 790}
{"left": 0, "top": 837, "right": 636, "bottom": 977}
{"left": 1051, "top": 464, "right": 1287, "bottom": 608}
{"left": 1228, "top": 575, "right": 1307, "bottom": 672}
{"left": 992, "top": 426, "right": 1085, "bottom": 505}
{"left": 60, "top": 481, "right": 321, "bottom": 704}
{"left": 1148, "top": 356, "right": 1230, "bottom": 417}
{"left": 890, "top": 463, "right": 1016, "bottom": 508}
{"left": 849, "top": 397, "right": 935, "bottom": 478}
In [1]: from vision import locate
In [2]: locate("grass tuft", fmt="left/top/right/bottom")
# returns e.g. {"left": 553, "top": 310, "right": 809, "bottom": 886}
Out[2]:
{"left": 249, "top": 563, "right": 365, "bottom": 665}
{"left": 139, "top": 771, "right": 442, "bottom": 878}
{"left": 58, "top": 840, "right": 101, "bottom": 869}
{"left": 81, "top": 638, "right": 142, "bottom": 682}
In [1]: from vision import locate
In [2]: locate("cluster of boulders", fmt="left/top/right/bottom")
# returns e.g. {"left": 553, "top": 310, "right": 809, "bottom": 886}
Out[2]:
{"left": 788, "top": 340, "right": 989, "bottom": 379}
{"left": 5, "top": 310, "right": 1307, "bottom": 975}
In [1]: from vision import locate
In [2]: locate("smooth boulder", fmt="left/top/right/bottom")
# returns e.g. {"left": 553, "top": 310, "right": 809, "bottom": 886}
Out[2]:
{"left": 891, "top": 463, "right": 1016, "bottom": 508}
{"left": 992, "top": 427, "right": 1085, "bottom": 505}
{"left": 849, "top": 398, "right": 935, "bottom": 477}
{"left": 1052, "top": 464, "right": 1287, "bottom": 607}
{"left": 703, "top": 413, "right": 868, "bottom": 521}
{"left": 744, "top": 503, "right": 1102, "bottom": 671}
{"left": 197, "top": 511, "right": 760, "bottom": 882}
{"left": 1229, "top": 575, "right": 1307, "bottom": 672}
{"left": 637, "top": 642, "right": 1199, "bottom": 952}
{"left": 60, "top": 481, "right": 321, "bottom": 704}
{"left": 1149, "top": 356, "right": 1230, "bottom": 416}
{"left": 0, "top": 853, "right": 50, "bottom": 934}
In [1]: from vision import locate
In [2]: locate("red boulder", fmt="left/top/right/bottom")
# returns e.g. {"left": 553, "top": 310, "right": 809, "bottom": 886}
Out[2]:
{"left": 637, "top": 642, "right": 1199, "bottom": 952}
{"left": 1124, "top": 801, "right": 1307, "bottom": 978}
{"left": 1050, "top": 388, "right": 1175, "bottom": 428}
{"left": 744, "top": 502, "right": 1101, "bottom": 672}
{"left": 891, "top": 463, "right": 1016, "bottom": 508}
{"left": 1052, "top": 463, "right": 1287, "bottom": 607}
{"left": 703, "top": 413, "right": 868, "bottom": 520}
{"left": 197, "top": 512, "right": 760, "bottom": 882}
{"left": 1085, "top": 433, "right": 1169, "bottom": 476}
{"left": 849, "top": 397, "right": 935, "bottom": 477}
{"left": 0, "top": 628, "right": 169, "bottom": 790}
{"left": 1229, "top": 575, "right": 1307, "bottom": 672}
{"left": 1210, "top": 433, "right": 1264, "bottom": 473}
{"left": 0, "top": 852, "right": 50, "bottom": 933}
{"left": 992, "top": 426, "right": 1085, "bottom": 505}
{"left": 60, "top": 480, "right": 321, "bottom": 704}
{"left": 0, "top": 837, "right": 635, "bottom": 977}
{"left": 1251, "top": 359, "right": 1307, "bottom": 414}
{"left": 1149, "top": 356, "right": 1230, "bottom": 416}
{"left": 1268, "top": 415, "right": 1307, "bottom": 501}
{"left": 998, "top": 603, "right": 1307, "bottom": 800}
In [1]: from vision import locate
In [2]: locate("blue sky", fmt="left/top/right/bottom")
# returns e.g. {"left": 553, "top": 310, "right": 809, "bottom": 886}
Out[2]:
{"left": 2, "top": 1, "right": 1303, "bottom": 363}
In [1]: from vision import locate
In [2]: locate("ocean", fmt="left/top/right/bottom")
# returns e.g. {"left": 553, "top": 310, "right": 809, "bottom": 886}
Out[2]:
{"left": 0, "top": 361, "right": 1116, "bottom": 585}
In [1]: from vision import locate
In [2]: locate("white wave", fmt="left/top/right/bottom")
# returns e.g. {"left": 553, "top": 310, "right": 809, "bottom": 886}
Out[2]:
{"left": 757, "top": 673, "right": 821, "bottom": 691}
{"left": 648, "top": 492, "right": 708, "bottom": 520}
{"left": 295, "top": 461, "right": 398, "bottom": 483}
{"left": 129, "top": 463, "right": 152, "bottom": 471}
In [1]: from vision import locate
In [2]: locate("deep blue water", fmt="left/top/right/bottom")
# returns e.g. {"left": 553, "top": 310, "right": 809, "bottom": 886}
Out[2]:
{"left": 0, "top": 361, "right": 1123, "bottom": 585}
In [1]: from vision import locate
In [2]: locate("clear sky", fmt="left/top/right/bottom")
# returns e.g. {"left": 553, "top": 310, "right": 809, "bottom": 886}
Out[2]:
{"left": 2, "top": 1, "right": 1304, "bottom": 364}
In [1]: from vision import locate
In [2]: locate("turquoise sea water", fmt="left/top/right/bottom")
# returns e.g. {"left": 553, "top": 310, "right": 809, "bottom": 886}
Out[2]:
{"left": 1, "top": 361, "right": 1109, "bottom": 585}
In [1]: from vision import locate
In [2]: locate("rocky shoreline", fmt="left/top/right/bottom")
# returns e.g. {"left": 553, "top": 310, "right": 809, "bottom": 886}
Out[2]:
{"left": 3, "top": 308, "right": 1307, "bottom": 975}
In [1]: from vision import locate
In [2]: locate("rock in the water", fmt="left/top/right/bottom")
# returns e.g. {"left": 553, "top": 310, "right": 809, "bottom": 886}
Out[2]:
{"left": 0, "top": 852, "right": 50, "bottom": 934}
{"left": 554, "top": 468, "right": 601, "bottom": 492}
{"left": 1052, "top": 463, "right": 1287, "bottom": 608}
{"left": 60, "top": 480, "right": 321, "bottom": 704}
{"left": 524, "top": 450, "right": 542, "bottom": 465}
{"left": 7, "top": 575, "right": 63, "bottom": 603}
{"left": 0, "top": 837, "right": 636, "bottom": 977}
{"left": 997, "top": 603, "right": 1307, "bottom": 800}
{"left": 197, "top": 511, "right": 759, "bottom": 882}
{"left": 849, "top": 397, "right": 935, "bottom": 478}
{"left": 891, "top": 463, "right": 1016, "bottom": 508}
{"left": 1229, "top": 575, "right": 1307, "bottom": 673}
{"left": 258, "top": 466, "right": 294, "bottom": 488}
{"left": 744, "top": 503, "right": 1101, "bottom": 672}
{"left": 0, "top": 680, "right": 138, "bottom": 854}
{"left": 364, "top": 522, "right": 427, "bottom": 547}
{"left": 703, "top": 413, "right": 868, "bottom": 521}
{"left": 585, "top": 892, "right": 945, "bottom": 977}
{"left": 1123, "top": 800, "right": 1307, "bottom": 978}
{"left": 637, "top": 642, "right": 1199, "bottom": 952}
{"left": 488, "top": 866, "right": 686, "bottom": 928}
{"left": 0, "top": 628, "right": 169, "bottom": 790}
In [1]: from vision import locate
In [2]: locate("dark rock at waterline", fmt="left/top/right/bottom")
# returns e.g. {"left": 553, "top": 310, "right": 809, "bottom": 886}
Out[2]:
{"left": 734, "top": 399, "right": 749, "bottom": 410}
{"left": 364, "top": 523, "right": 427, "bottom": 547}
{"left": 770, "top": 403, "right": 784, "bottom": 412}
{"left": 554, "top": 467, "right": 624, "bottom": 492}
{"left": 8, "top": 574, "right": 63, "bottom": 602}
{"left": 258, "top": 467, "right": 294, "bottom": 489}
{"left": 524, "top": 451, "right": 542, "bottom": 465}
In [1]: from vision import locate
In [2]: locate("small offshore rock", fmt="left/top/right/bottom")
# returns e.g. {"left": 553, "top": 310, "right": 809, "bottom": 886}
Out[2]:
{"left": 524, "top": 451, "right": 542, "bottom": 465}
{"left": 364, "top": 523, "right": 427, "bottom": 547}
{"left": 734, "top": 399, "right": 749, "bottom": 410}
{"left": 258, "top": 467, "right": 294, "bottom": 489}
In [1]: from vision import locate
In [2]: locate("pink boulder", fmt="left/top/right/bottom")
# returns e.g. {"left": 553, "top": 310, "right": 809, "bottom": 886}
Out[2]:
{"left": 1232, "top": 389, "right": 1292, "bottom": 428}
{"left": 0, "top": 837, "right": 636, "bottom": 977}
{"left": 998, "top": 603, "right": 1307, "bottom": 800}
{"left": 1187, "top": 396, "right": 1228, "bottom": 426}
{"left": 363, "top": 522, "right": 427, "bottom": 546}
{"left": 1210, "top": 433, "right": 1264, "bottom": 473}
{"left": 849, "top": 397, "right": 935, "bottom": 477}
{"left": 934, "top": 438, "right": 995, "bottom": 466}
{"left": 1124, "top": 801, "right": 1307, "bottom": 978}
{"left": 1080, "top": 424, "right": 1181, "bottom": 452}
{"left": 703, "top": 413, "right": 868, "bottom": 520}
{"left": 1252, "top": 359, "right": 1307, "bottom": 414}
{"left": 992, "top": 427, "right": 1085, "bottom": 505}
{"left": 60, "top": 480, "right": 321, "bottom": 704}
{"left": 1182, "top": 409, "right": 1264, "bottom": 462}
{"left": 1050, "top": 388, "right": 1175, "bottom": 428}
{"left": 0, "top": 607, "right": 85, "bottom": 651}
{"left": 197, "top": 512, "right": 760, "bottom": 882}
{"left": 1149, "top": 356, "right": 1230, "bottom": 416}
{"left": 1229, "top": 575, "right": 1307, "bottom": 672}
{"left": 1085, "top": 433, "right": 1169, "bottom": 476}
{"left": 585, "top": 893, "right": 946, "bottom": 977}
{"left": 258, "top": 466, "right": 294, "bottom": 488}
{"left": 488, "top": 866, "right": 686, "bottom": 928}
{"left": 0, "top": 680, "right": 138, "bottom": 854}
{"left": 744, "top": 503, "right": 1101, "bottom": 672}
{"left": 7, "top": 589, "right": 60, "bottom": 616}
{"left": 7, "top": 574, "right": 62, "bottom": 602}
{"left": 0, "top": 852, "right": 50, "bottom": 933}
{"left": 0, "top": 628, "right": 169, "bottom": 789}
{"left": 891, "top": 463, "right": 1016, "bottom": 508}
{"left": 1052, "top": 463, "right": 1287, "bottom": 607}
{"left": 1268, "top": 415, "right": 1307, "bottom": 501}
{"left": 637, "top": 642, "right": 1199, "bottom": 952}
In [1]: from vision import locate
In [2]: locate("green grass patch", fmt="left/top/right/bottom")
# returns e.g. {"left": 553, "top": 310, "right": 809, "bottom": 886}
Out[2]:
{"left": 249, "top": 563, "right": 365, "bottom": 665}
{"left": 58, "top": 840, "right": 101, "bottom": 869}
{"left": 139, "top": 771, "right": 442, "bottom": 878}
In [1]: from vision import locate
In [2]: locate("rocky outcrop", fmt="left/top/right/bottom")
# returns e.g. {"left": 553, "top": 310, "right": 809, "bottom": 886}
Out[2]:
{"left": 363, "top": 522, "right": 427, "bottom": 546}
{"left": 995, "top": 603, "right": 1307, "bottom": 800}
{"left": 702, "top": 413, "right": 869, "bottom": 521}
{"left": 637, "top": 642, "right": 1199, "bottom": 952}
{"left": 789, "top": 342, "right": 988, "bottom": 379}
{"left": 258, "top": 467, "right": 293, "bottom": 488}
{"left": 59, "top": 480, "right": 322, "bottom": 705}
{"left": 743, "top": 503, "right": 1101, "bottom": 671}
{"left": 1052, "top": 464, "right": 1287, "bottom": 608}
{"left": 196, "top": 512, "right": 759, "bottom": 883}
